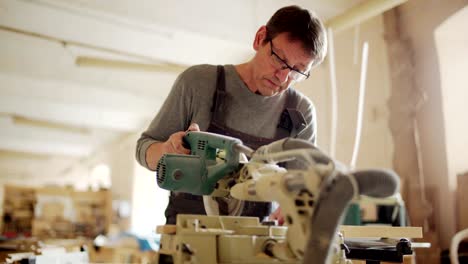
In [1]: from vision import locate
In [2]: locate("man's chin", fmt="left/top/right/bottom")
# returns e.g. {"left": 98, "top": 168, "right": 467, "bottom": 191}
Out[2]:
{"left": 272, "top": 86, "right": 289, "bottom": 95}
{"left": 257, "top": 83, "right": 289, "bottom": 96}
{"left": 261, "top": 90, "right": 277, "bottom": 96}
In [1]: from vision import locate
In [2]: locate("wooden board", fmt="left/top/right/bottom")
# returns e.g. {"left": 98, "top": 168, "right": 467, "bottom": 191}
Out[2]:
{"left": 156, "top": 225, "right": 177, "bottom": 234}
{"left": 2, "top": 184, "right": 112, "bottom": 239}
{"left": 340, "top": 225, "right": 423, "bottom": 238}
{"left": 352, "top": 255, "right": 414, "bottom": 264}
{"left": 458, "top": 173, "right": 468, "bottom": 230}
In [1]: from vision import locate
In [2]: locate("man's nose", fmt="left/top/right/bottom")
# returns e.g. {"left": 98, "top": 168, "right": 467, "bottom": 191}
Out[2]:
{"left": 274, "top": 67, "right": 290, "bottom": 83}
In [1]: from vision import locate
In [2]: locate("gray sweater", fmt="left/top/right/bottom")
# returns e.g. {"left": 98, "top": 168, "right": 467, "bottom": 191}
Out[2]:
{"left": 136, "top": 64, "right": 317, "bottom": 169}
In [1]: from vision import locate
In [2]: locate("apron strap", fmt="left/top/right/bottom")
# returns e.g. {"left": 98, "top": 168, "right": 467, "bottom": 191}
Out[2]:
{"left": 277, "top": 88, "right": 307, "bottom": 138}
{"left": 211, "top": 65, "right": 227, "bottom": 116}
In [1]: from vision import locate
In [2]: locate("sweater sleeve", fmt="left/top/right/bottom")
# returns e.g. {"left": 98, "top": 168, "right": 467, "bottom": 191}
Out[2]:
{"left": 135, "top": 69, "right": 194, "bottom": 170}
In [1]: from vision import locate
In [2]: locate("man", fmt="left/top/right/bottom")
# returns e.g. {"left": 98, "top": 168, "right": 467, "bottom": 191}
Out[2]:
{"left": 136, "top": 5, "right": 327, "bottom": 224}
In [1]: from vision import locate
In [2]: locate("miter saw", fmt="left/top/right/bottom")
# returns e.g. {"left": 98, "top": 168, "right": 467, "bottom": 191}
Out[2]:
{"left": 155, "top": 131, "right": 403, "bottom": 264}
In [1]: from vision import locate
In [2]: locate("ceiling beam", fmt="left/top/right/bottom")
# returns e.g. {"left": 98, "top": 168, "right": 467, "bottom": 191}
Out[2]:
{"left": 0, "top": 130, "right": 93, "bottom": 157}
{"left": 0, "top": 73, "right": 158, "bottom": 131}
{"left": 0, "top": 0, "right": 252, "bottom": 65}
{"left": 75, "top": 56, "right": 187, "bottom": 73}
{"left": 12, "top": 115, "right": 90, "bottom": 134}
{"left": 325, "top": 0, "right": 407, "bottom": 33}
{"left": 0, "top": 115, "right": 97, "bottom": 156}
{"left": 0, "top": 149, "right": 51, "bottom": 160}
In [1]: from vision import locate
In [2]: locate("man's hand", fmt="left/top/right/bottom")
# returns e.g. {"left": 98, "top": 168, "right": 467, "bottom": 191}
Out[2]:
{"left": 269, "top": 207, "right": 284, "bottom": 225}
{"left": 146, "top": 123, "right": 200, "bottom": 170}
{"left": 161, "top": 123, "right": 200, "bottom": 154}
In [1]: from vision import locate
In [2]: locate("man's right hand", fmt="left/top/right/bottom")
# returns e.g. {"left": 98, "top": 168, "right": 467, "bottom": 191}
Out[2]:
{"left": 162, "top": 123, "right": 200, "bottom": 154}
{"left": 146, "top": 123, "right": 200, "bottom": 170}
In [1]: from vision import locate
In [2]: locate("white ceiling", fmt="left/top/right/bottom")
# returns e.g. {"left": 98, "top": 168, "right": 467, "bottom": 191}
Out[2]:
{"left": 0, "top": 0, "right": 365, "bottom": 179}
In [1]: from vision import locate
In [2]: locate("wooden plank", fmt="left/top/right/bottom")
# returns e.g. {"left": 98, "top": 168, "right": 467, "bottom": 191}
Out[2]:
{"left": 71, "top": 191, "right": 106, "bottom": 202}
{"left": 36, "top": 187, "right": 71, "bottom": 196}
{"left": 156, "top": 225, "right": 177, "bottom": 234}
{"left": 402, "top": 255, "right": 415, "bottom": 264}
{"left": 458, "top": 173, "right": 468, "bottom": 230}
{"left": 159, "top": 224, "right": 423, "bottom": 238}
{"left": 353, "top": 258, "right": 414, "bottom": 264}
{"left": 340, "top": 225, "right": 423, "bottom": 238}
{"left": 103, "top": 190, "right": 113, "bottom": 234}
{"left": 3, "top": 185, "right": 113, "bottom": 239}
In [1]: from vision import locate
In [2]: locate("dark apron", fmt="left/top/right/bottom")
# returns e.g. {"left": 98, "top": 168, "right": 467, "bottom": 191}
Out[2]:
{"left": 165, "top": 65, "right": 307, "bottom": 224}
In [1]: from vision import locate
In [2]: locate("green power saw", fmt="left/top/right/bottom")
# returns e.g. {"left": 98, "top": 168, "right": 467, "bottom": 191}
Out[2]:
{"left": 156, "top": 131, "right": 249, "bottom": 195}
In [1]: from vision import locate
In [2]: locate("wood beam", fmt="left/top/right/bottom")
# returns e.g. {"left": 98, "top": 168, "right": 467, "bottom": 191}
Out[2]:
{"left": 325, "top": 0, "right": 407, "bottom": 33}
{"left": 340, "top": 225, "right": 423, "bottom": 238}
{"left": 0, "top": 73, "right": 157, "bottom": 131}
{"left": 0, "top": 0, "right": 252, "bottom": 65}
{"left": 75, "top": 56, "right": 187, "bottom": 73}
{"left": 0, "top": 115, "right": 98, "bottom": 156}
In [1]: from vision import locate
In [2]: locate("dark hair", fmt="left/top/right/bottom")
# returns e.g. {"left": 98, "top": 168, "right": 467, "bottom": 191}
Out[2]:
{"left": 265, "top": 5, "right": 327, "bottom": 67}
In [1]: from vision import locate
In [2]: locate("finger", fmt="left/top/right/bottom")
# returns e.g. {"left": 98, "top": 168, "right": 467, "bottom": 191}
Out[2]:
{"left": 165, "top": 132, "right": 183, "bottom": 153}
{"left": 278, "top": 217, "right": 284, "bottom": 226}
{"left": 268, "top": 212, "right": 278, "bottom": 220}
{"left": 173, "top": 133, "right": 191, "bottom": 154}
{"left": 179, "top": 144, "right": 191, "bottom": 154}
{"left": 169, "top": 139, "right": 177, "bottom": 153}
{"left": 170, "top": 141, "right": 188, "bottom": 154}
{"left": 187, "top": 123, "right": 200, "bottom": 132}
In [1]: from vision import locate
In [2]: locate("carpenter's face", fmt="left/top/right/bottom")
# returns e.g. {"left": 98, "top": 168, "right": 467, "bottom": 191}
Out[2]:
{"left": 253, "top": 32, "right": 313, "bottom": 96}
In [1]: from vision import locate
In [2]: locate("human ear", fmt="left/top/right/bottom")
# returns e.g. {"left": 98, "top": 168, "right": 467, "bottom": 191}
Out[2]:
{"left": 253, "top": 26, "right": 267, "bottom": 51}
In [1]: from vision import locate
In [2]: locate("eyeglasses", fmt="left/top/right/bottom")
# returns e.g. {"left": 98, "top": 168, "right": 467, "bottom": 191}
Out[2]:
{"left": 269, "top": 40, "right": 310, "bottom": 82}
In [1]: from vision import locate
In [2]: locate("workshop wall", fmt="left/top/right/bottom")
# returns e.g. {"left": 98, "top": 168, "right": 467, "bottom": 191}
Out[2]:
{"left": 297, "top": 14, "right": 393, "bottom": 170}
{"left": 392, "top": 0, "right": 468, "bottom": 249}
{"left": 435, "top": 5, "right": 468, "bottom": 229}
{"left": 297, "top": 0, "right": 468, "bottom": 251}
